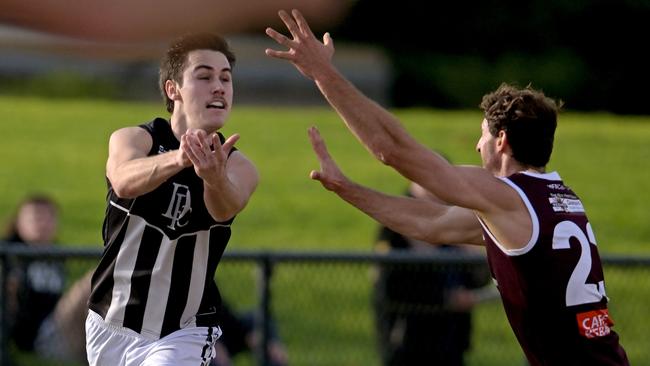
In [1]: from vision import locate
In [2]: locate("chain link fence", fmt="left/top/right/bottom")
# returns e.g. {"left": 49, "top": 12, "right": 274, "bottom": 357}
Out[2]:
{"left": 1, "top": 245, "right": 649, "bottom": 366}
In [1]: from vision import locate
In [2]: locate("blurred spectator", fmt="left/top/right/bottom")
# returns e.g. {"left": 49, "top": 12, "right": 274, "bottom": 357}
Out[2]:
{"left": 372, "top": 182, "right": 497, "bottom": 366}
{"left": 2, "top": 194, "right": 90, "bottom": 364}
{"left": 211, "top": 300, "right": 288, "bottom": 366}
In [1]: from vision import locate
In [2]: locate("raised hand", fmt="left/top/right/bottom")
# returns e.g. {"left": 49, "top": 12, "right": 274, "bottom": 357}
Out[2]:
{"left": 181, "top": 128, "right": 239, "bottom": 186}
{"left": 265, "top": 9, "right": 335, "bottom": 80}
{"left": 307, "top": 126, "right": 348, "bottom": 192}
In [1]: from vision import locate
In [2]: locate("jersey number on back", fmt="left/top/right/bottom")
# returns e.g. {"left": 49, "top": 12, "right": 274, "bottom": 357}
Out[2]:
{"left": 552, "top": 221, "right": 606, "bottom": 307}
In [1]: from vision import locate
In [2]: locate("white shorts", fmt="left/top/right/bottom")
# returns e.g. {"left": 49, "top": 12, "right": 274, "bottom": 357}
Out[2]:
{"left": 85, "top": 310, "right": 221, "bottom": 366}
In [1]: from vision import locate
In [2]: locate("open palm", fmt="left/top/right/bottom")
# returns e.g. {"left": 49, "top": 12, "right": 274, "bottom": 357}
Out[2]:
{"left": 307, "top": 126, "right": 348, "bottom": 191}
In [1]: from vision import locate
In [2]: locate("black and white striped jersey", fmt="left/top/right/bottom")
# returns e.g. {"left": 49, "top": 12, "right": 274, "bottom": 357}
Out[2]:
{"left": 89, "top": 118, "right": 235, "bottom": 340}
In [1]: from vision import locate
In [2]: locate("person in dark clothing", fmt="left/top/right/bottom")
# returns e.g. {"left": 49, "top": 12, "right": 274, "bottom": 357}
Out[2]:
{"left": 373, "top": 183, "right": 495, "bottom": 366}
{"left": 3, "top": 195, "right": 65, "bottom": 353}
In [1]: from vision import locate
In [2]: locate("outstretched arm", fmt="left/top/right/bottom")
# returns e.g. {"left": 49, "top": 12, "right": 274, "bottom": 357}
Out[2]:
{"left": 308, "top": 127, "right": 484, "bottom": 246}
{"left": 265, "top": 10, "right": 498, "bottom": 213}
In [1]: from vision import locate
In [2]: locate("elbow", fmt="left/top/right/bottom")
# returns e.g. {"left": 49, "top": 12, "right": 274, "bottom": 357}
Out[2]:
{"left": 368, "top": 128, "right": 410, "bottom": 167}
{"left": 110, "top": 181, "right": 139, "bottom": 199}
{"left": 210, "top": 210, "right": 237, "bottom": 223}
{"left": 209, "top": 201, "right": 246, "bottom": 223}
{"left": 212, "top": 214, "right": 235, "bottom": 223}
{"left": 413, "top": 221, "right": 448, "bottom": 246}
{"left": 374, "top": 146, "right": 402, "bottom": 168}
{"left": 413, "top": 228, "right": 440, "bottom": 245}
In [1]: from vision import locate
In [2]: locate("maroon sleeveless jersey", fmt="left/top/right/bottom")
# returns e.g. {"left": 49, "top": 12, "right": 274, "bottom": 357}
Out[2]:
{"left": 479, "top": 171, "right": 628, "bottom": 365}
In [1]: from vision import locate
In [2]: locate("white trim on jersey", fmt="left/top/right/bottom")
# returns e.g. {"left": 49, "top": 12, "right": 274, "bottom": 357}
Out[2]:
{"left": 476, "top": 177, "right": 541, "bottom": 256}
{"left": 109, "top": 200, "right": 131, "bottom": 214}
{"left": 521, "top": 171, "right": 561, "bottom": 181}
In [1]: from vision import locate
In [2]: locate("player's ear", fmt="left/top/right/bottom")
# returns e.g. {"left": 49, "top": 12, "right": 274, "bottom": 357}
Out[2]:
{"left": 496, "top": 130, "right": 508, "bottom": 152}
{"left": 165, "top": 80, "right": 181, "bottom": 102}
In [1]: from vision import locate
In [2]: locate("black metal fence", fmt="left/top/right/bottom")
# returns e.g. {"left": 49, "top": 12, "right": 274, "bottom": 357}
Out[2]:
{"left": 2, "top": 244, "right": 649, "bottom": 366}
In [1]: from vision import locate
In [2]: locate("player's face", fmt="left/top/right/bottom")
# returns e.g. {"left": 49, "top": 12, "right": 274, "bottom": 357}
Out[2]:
{"left": 177, "top": 49, "right": 233, "bottom": 131}
{"left": 476, "top": 119, "right": 499, "bottom": 173}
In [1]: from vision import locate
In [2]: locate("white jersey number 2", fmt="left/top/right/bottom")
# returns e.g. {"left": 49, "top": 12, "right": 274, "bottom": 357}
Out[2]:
{"left": 552, "top": 221, "right": 607, "bottom": 307}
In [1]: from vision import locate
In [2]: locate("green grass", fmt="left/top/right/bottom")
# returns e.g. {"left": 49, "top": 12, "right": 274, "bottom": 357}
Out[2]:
{"left": 2, "top": 96, "right": 650, "bottom": 365}
{"left": 2, "top": 96, "right": 649, "bottom": 253}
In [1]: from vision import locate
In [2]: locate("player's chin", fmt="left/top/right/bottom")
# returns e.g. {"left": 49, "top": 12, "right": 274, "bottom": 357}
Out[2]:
{"left": 203, "top": 114, "right": 228, "bottom": 131}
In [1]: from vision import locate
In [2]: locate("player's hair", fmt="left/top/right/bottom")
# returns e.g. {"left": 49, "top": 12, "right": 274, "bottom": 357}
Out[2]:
{"left": 159, "top": 33, "right": 236, "bottom": 113}
{"left": 480, "top": 83, "right": 562, "bottom": 168}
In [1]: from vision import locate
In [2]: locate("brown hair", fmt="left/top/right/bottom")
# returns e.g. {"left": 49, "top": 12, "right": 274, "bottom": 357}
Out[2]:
{"left": 480, "top": 83, "right": 562, "bottom": 168}
{"left": 159, "top": 33, "right": 236, "bottom": 113}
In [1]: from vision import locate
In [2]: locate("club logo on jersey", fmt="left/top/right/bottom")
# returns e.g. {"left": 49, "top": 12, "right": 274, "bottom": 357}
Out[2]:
{"left": 577, "top": 309, "right": 613, "bottom": 338}
{"left": 162, "top": 183, "right": 192, "bottom": 230}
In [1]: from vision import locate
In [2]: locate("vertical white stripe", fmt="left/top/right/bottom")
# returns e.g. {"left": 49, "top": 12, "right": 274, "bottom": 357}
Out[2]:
{"left": 105, "top": 216, "right": 146, "bottom": 324}
{"left": 140, "top": 234, "right": 175, "bottom": 338}
{"left": 179, "top": 230, "right": 210, "bottom": 328}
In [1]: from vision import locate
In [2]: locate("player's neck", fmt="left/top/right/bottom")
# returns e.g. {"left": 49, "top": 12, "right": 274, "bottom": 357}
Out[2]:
{"left": 499, "top": 156, "right": 544, "bottom": 177}
{"left": 170, "top": 112, "right": 189, "bottom": 141}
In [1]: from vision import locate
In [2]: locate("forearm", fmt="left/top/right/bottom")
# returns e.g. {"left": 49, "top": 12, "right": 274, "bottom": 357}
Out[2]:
{"left": 313, "top": 67, "right": 414, "bottom": 164}
{"left": 335, "top": 179, "right": 446, "bottom": 244}
{"left": 109, "top": 151, "right": 185, "bottom": 198}
{"left": 203, "top": 178, "right": 247, "bottom": 222}
{"left": 315, "top": 71, "right": 488, "bottom": 207}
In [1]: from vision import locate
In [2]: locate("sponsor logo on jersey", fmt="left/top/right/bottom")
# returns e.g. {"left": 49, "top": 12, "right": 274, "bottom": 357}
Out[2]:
{"left": 158, "top": 145, "right": 167, "bottom": 154}
{"left": 549, "top": 193, "right": 585, "bottom": 213}
{"left": 547, "top": 183, "right": 567, "bottom": 190}
{"left": 577, "top": 309, "right": 613, "bottom": 338}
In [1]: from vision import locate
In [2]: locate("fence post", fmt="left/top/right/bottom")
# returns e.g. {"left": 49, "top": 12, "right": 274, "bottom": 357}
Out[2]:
{"left": 1, "top": 252, "right": 9, "bottom": 366}
{"left": 256, "top": 253, "right": 273, "bottom": 366}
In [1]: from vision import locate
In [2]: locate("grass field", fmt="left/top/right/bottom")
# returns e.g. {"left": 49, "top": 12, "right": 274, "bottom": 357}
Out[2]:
{"left": 1, "top": 95, "right": 649, "bottom": 365}
{"left": 1, "top": 96, "right": 649, "bottom": 253}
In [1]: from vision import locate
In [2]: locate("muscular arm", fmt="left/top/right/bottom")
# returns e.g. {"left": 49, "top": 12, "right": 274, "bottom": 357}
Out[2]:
{"left": 265, "top": 10, "right": 499, "bottom": 212}
{"left": 308, "top": 127, "right": 483, "bottom": 246}
{"left": 339, "top": 182, "right": 484, "bottom": 245}
{"left": 106, "top": 127, "right": 189, "bottom": 198}
{"left": 267, "top": 10, "right": 532, "bottom": 249}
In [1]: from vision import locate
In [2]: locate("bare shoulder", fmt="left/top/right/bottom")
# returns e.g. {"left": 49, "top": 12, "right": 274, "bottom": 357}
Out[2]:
{"left": 227, "top": 150, "right": 259, "bottom": 188}
{"left": 110, "top": 125, "right": 150, "bottom": 141}
{"left": 229, "top": 149, "right": 256, "bottom": 168}
{"left": 109, "top": 126, "right": 152, "bottom": 154}
{"left": 455, "top": 165, "right": 523, "bottom": 213}
{"left": 456, "top": 166, "right": 534, "bottom": 249}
